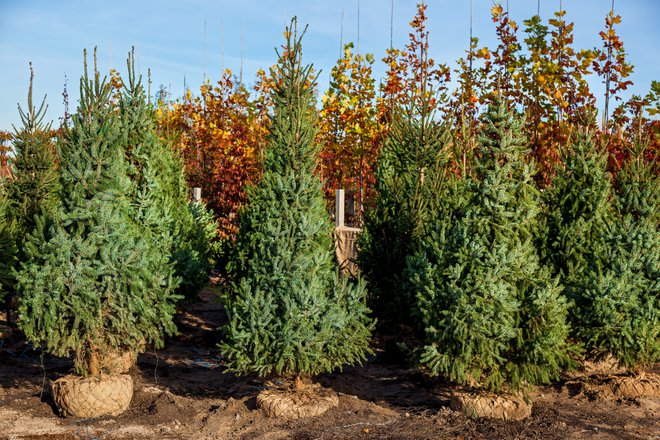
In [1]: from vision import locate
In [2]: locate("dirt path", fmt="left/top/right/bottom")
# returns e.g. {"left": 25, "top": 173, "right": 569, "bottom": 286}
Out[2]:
{"left": 1, "top": 282, "right": 658, "bottom": 439}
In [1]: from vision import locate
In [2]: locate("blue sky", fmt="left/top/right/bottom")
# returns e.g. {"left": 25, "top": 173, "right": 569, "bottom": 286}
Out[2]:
{"left": 1, "top": 0, "right": 658, "bottom": 130}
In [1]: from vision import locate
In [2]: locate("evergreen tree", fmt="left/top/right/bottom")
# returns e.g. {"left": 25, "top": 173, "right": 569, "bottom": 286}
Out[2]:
{"left": 175, "top": 199, "right": 218, "bottom": 296}
{"left": 7, "top": 64, "right": 59, "bottom": 260}
{"left": 548, "top": 132, "right": 659, "bottom": 369}
{"left": 16, "top": 52, "right": 178, "bottom": 376}
{"left": 408, "top": 101, "right": 571, "bottom": 392}
{"left": 220, "top": 21, "right": 372, "bottom": 383}
{"left": 359, "top": 88, "right": 448, "bottom": 328}
{"left": 0, "top": 184, "right": 17, "bottom": 303}
{"left": 544, "top": 124, "right": 613, "bottom": 290}
{"left": 118, "top": 51, "right": 216, "bottom": 298}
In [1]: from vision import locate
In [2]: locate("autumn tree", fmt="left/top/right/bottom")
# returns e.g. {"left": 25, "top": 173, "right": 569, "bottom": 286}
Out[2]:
{"left": 472, "top": 4, "right": 523, "bottom": 107}
{"left": 157, "top": 70, "right": 268, "bottom": 247}
{"left": 0, "top": 183, "right": 16, "bottom": 304}
{"left": 448, "top": 35, "right": 482, "bottom": 178}
{"left": 0, "top": 131, "right": 11, "bottom": 180}
{"left": 318, "top": 43, "right": 379, "bottom": 220}
{"left": 378, "top": 2, "right": 450, "bottom": 132}
{"left": 518, "top": 9, "right": 597, "bottom": 183}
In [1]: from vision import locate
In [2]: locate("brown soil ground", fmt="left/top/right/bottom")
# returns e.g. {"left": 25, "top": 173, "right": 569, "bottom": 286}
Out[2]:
{"left": 1, "top": 280, "right": 658, "bottom": 440}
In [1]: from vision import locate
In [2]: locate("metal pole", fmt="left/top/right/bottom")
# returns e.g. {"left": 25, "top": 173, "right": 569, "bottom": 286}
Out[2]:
{"left": 469, "top": 0, "right": 473, "bottom": 74}
{"left": 390, "top": 0, "right": 394, "bottom": 49}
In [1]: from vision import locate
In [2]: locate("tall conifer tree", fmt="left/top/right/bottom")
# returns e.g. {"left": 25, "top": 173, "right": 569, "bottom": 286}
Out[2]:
{"left": 408, "top": 101, "right": 571, "bottom": 392}
{"left": 17, "top": 52, "right": 178, "bottom": 375}
{"left": 7, "top": 65, "right": 59, "bottom": 259}
{"left": 359, "top": 2, "right": 450, "bottom": 329}
{"left": 547, "top": 130, "right": 659, "bottom": 369}
{"left": 220, "top": 21, "right": 372, "bottom": 384}
{"left": 0, "top": 184, "right": 16, "bottom": 303}
{"left": 118, "top": 51, "right": 215, "bottom": 298}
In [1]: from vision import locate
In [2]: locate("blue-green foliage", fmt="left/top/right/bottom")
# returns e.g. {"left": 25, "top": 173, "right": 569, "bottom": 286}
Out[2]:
{"left": 547, "top": 130, "right": 659, "bottom": 369}
{"left": 119, "top": 51, "right": 217, "bottom": 299}
{"left": 359, "top": 103, "right": 448, "bottom": 329}
{"left": 3, "top": 68, "right": 59, "bottom": 304}
{"left": 220, "top": 21, "right": 373, "bottom": 378}
{"left": 6, "top": 68, "right": 60, "bottom": 258}
{"left": 0, "top": 185, "right": 17, "bottom": 303}
{"left": 408, "top": 101, "right": 571, "bottom": 392}
{"left": 16, "top": 53, "right": 178, "bottom": 376}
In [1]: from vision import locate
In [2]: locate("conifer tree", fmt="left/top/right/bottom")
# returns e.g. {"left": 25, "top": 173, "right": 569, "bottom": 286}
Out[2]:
{"left": 16, "top": 52, "right": 178, "bottom": 376}
{"left": 220, "top": 21, "right": 372, "bottom": 384}
{"left": 544, "top": 124, "right": 613, "bottom": 314}
{"left": 548, "top": 131, "right": 659, "bottom": 369}
{"left": 0, "top": 184, "right": 17, "bottom": 303}
{"left": 7, "top": 65, "right": 59, "bottom": 260}
{"left": 118, "top": 51, "right": 215, "bottom": 298}
{"left": 359, "top": 3, "right": 450, "bottom": 330}
{"left": 594, "top": 144, "right": 659, "bottom": 368}
{"left": 408, "top": 100, "right": 571, "bottom": 392}
{"left": 359, "top": 96, "right": 448, "bottom": 328}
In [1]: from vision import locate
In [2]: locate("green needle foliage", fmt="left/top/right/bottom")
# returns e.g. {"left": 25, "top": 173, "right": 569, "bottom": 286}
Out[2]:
{"left": 16, "top": 51, "right": 178, "bottom": 376}
{"left": 548, "top": 130, "right": 659, "bottom": 369}
{"left": 220, "top": 20, "right": 373, "bottom": 381}
{"left": 544, "top": 125, "right": 613, "bottom": 291}
{"left": 0, "top": 184, "right": 17, "bottom": 303}
{"left": 6, "top": 64, "right": 60, "bottom": 262}
{"left": 359, "top": 85, "right": 449, "bottom": 330}
{"left": 408, "top": 100, "right": 571, "bottom": 392}
{"left": 118, "top": 51, "right": 216, "bottom": 299}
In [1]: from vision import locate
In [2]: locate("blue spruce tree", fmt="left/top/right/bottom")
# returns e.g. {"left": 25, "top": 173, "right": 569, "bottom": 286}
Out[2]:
{"left": 408, "top": 100, "right": 571, "bottom": 392}
{"left": 547, "top": 128, "right": 659, "bottom": 370}
{"left": 220, "top": 21, "right": 373, "bottom": 387}
{"left": 16, "top": 51, "right": 178, "bottom": 376}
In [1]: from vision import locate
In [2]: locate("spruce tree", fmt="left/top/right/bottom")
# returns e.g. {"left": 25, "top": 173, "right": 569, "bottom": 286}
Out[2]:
{"left": 7, "top": 65, "right": 59, "bottom": 260}
{"left": 118, "top": 51, "right": 216, "bottom": 298}
{"left": 220, "top": 21, "right": 372, "bottom": 383}
{"left": 16, "top": 52, "right": 178, "bottom": 376}
{"left": 408, "top": 101, "right": 571, "bottom": 392}
{"left": 544, "top": 126, "right": 613, "bottom": 291}
{"left": 359, "top": 84, "right": 448, "bottom": 329}
{"left": 0, "top": 184, "right": 17, "bottom": 303}
{"left": 548, "top": 132, "right": 659, "bottom": 369}
{"left": 176, "top": 200, "right": 218, "bottom": 296}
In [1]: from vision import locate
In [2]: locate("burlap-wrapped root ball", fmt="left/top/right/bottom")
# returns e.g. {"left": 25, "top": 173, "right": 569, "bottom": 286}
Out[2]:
{"left": 257, "top": 384, "right": 339, "bottom": 419}
{"left": 611, "top": 374, "right": 660, "bottom": 399}
{"left": 451, "top": 391, "right": 532, "bottom": 420}
{"left": 52, "top": 374, "right": 133, "bottom": 418}
{"left": 100, "top": 350, "right": 137, "bottom": 375}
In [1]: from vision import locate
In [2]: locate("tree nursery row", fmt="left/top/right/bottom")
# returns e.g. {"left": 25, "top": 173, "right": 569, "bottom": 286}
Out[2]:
{"left": 0, "top": 1, "right": 657, "bottom": 424}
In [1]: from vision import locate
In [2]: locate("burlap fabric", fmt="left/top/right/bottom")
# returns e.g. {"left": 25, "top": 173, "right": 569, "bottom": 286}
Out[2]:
{"left": 611, "top": 374, "right": 660, "bottom": 399}
{"left": 52, "top": 374, "right": 133, "bottom": 418}
{"left": 334, "top": 226, "right": 361, "bottom": 277}
{"left": 100, "top": 350, "right": 137, "bottom": 374}
{"left": 257, "top": 384, "right": 339, "bottom": 419}
{"left": 450, "top": 392, "right": 532, "bottom": 420}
